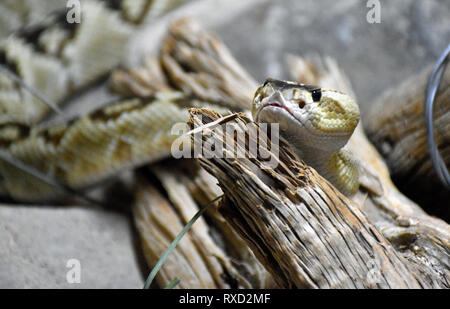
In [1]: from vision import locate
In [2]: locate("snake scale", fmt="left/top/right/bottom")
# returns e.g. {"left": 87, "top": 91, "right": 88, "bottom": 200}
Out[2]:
{"left": 0, "top": 6, "right": 360, "bottom": 201}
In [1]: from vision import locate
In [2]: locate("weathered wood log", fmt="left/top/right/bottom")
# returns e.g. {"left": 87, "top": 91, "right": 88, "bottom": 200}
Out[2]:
{"left": 129, "top": 19, "right": 449, "bottom": 289}
{"left": 287, "top": 55, "right": 450, "bottom": 287}
{"left": 364, "top": 64, "right": 450, "bottom": 217}
{"left": 160, "top": 18, "right": 257, "bottom": 111}
{"left": 128, "top": 17, "right": 276, "bottom": 289}
{"left": 188, "top": 108, "right": 446, "bottom": 288}
{"left": 133, "top": 162, "right": 277, "bottom": 288}
{"left": 133, "top": 174, "right": 224, "bottom": 289}
{"left": 154, "top": 161, "right": 278, "bottom": 288}
{"left": 365, "top": 65, "right": 449, "bottom": 182}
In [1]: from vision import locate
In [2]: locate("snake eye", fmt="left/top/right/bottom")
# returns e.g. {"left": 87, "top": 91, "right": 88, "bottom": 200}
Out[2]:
{"left": 263, "top": 78, "right": 274, "bottom": 87}
{"left": 311, "top": 89, "right": 322, "bottom": 102}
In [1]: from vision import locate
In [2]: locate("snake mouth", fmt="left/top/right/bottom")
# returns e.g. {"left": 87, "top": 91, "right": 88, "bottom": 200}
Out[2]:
{"left": 255, "top": 102, "right": 302, "bottom": 126}
{"left": 255, "top": 103, "right": 296, "bottom": 122}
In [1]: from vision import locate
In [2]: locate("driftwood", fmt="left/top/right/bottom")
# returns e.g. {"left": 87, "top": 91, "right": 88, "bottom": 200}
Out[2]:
{"left": 187, "top": 108, "right": 447, "bottom": 288}
{"left": 130, "top": 19, "right": 449, "bottom": 288}
{"left": 365, "top": 65, "right": 449, "bottom": 182}
{"left": 160, "top": 18, "right": 257, "bottom": 111}
{"left": 133, "top": 162, "right": 276, "bottom": 289}
{"left": 128, "top": 18, "right": 276, "bottom": 289}
{"left": 134, "top": 174, "right": 224, "bottom": 289}
{"left": 364, "top": 65, "right": 450, "bottom": 218}
{"left": 288, "top": 55, "right": 450, "bottom": 287}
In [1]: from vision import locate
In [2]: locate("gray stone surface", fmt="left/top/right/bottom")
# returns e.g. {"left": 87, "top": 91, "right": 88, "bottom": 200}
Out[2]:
{"left": 0, "top": 205, "right": 144, "bottom": 288}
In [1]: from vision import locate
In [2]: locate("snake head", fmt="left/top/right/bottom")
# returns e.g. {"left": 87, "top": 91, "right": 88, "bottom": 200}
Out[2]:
{"left": 252, "top": 78, "right": 360, "bottom": 153}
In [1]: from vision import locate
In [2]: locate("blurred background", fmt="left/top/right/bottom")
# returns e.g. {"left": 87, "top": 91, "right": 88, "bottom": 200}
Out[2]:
{"left": 2, "top": 0, "right": 449, "bottom": 116}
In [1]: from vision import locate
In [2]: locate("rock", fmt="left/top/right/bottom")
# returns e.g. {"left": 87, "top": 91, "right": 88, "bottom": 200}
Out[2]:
{"left": 0, "top": 205, "right": 144, "bottom": 288}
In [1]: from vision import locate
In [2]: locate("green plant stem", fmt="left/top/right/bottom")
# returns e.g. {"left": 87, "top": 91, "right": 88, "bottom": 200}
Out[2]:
{"left": 143, "top": 194, "right": 224, "bottom": 289}
{"left": 164, "top": 277, "right": 180, "bottom": 289}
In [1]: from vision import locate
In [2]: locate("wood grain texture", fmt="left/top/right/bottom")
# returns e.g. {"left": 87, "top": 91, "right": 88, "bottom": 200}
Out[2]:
{"left": 188, "top": 108, "right": 446, "bottom": 288}
{"left": 365, "top": 65, "right": 449, "bottom": 188}
{"left": 133, "top": 162, "right": 277, "bottom": 288}
{"left": 288, "top": 55, "right": 450, "bottom": 287}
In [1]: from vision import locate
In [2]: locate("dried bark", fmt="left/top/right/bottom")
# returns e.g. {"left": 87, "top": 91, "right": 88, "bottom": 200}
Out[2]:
{"left": 134, "top": 175, "right": 223, "bottom": 289}
{"left": 128, "top": 17, "right": 276, "bottom": 289}
{"left": 130, "top": 19, "right": 449, "bottom": 289}
{"left": 364, "top": 65, "right": 450, "bottom": 217}
{"left": 188, "top": 108, "right": 446, "bottom": 288}
{"left": 288, "top": 55, "right": 450, "bottom": 288}
{"left": 160, "top": 18, "right": 257, "bottom": 111}
{"left": 133, "top": 163, "right": 277, "bottom": 289}
{"left": 365, "top": 65, "right": 449, "bottom": 183}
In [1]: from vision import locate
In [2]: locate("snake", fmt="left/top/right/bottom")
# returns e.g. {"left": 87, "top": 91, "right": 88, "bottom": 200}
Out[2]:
{"left": 0, "top": 16, "right": 360, "bottom": 201}
{"left": 252, "top": 78, "right": 360, "bottom": 195}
